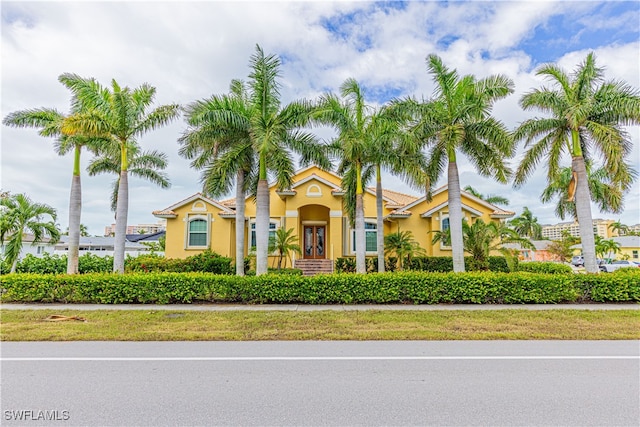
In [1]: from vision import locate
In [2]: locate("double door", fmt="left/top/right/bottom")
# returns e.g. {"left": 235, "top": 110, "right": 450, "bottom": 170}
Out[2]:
{"left": 303, "top": 225, "right": 325, "bottom": 259}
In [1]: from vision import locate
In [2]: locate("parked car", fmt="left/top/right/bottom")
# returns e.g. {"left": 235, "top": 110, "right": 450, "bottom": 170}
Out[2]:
{"left": 571, "top": 256, "right": 584, "bottom": 267}
{"left": 599, "top": 260, "right": 640, "bottom": 273}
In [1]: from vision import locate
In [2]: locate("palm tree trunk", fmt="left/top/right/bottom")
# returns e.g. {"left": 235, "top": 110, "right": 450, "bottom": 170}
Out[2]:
{"left": 66, "top": 146, "right": 82, "bottom": 274}
{"left": 235, "top": 170, "right": 245, "bottom": 276}
{"left": 355, "top": 193, "right": 366, "bottom": 273}
{"left": 113, "top": 170, "right": 128, "bottom": 274}
{"left": 448, "top": 161, "right": 465, "bottom": 272}
{"left": 573, "top": 156, "right": 598, "bottom": 273}
{"left": 376, "top": 165, "right": 385, "bottom": 273}
{"left": 10, "top": 257, "right": 19, "bottom": 274}
{"left": 256, "top": 178, "right": 269, "bottom": 275}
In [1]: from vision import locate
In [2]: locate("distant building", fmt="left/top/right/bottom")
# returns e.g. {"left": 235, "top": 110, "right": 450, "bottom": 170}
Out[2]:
{"left": 541, "top": 219, "right": 615, "bottom": 240}
{"left": 502, "top": 240, "right": 559, "bottom": 262}
{"left": 54, "top": 233, "right": 165, "bottom": 258}
{"left": 104, "top": 220, "right": 166, "bottom": 236}
{"left": 626, "top": 224, "right": 640, "bottom": 235}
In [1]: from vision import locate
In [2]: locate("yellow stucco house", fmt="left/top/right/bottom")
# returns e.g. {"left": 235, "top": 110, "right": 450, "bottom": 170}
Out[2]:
{"left": 153, "top": 166, "right": 514, "bottom": 272}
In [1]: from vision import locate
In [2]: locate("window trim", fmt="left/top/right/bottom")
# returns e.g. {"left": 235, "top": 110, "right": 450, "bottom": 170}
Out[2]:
{"left": 439, "top": 213, "right": 452, "bottom": 250}
{"left": 185, "top": 214, "right": 211, "bottom": 250}
{"left": 249, "top": 219, "right": 280, "bottom": 253}
{"left": 350, "top": 220, "right": 377, "bottom": 255}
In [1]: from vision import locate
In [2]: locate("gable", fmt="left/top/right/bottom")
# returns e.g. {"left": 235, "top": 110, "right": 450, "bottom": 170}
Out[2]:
{"left": 153, "top": 193, "right": 234, "bottom": 218}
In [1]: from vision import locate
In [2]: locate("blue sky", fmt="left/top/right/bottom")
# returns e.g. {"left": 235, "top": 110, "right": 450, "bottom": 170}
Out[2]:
{"left": 2, "top": 1, "right": 639, "bottom": 236}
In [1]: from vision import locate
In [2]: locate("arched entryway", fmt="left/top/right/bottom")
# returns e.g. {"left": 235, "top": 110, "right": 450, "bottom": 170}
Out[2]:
{"left": 299, "top": 204, "right": 330, "bottom": 260}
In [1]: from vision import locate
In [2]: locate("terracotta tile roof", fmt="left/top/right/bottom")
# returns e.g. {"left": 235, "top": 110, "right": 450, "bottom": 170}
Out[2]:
{"left": 379, "top": 188, "right": 420, "bottom": 207}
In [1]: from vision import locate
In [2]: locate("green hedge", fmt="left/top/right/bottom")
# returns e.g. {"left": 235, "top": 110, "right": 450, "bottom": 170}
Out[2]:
{"left": 12, "top": 253, "right": 114, "bottom": 274}
{"left": 3, "top": 270, "right": 634, "bottom": 305}
{"left": 335, "top": 256, "right": 511, "bottom": 273}
{"left": 574, "top": 269, "right": 640, "bottom": 302}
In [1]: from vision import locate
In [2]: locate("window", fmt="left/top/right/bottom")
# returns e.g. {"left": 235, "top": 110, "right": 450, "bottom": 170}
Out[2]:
{"left": 440, "top": 214, "right": 451, "bottom": 248}
{"left": 36, "top": 246, "right": 45, "bottom": 255}
{"left": 351, "top": 222, "right": 377, "bottom": 253}
{"left": 188, "top": 218, "right": 208, "bottom": 247}
{"left": 250, "top": 222, "right": 277, "bottom": 250}
{"left": 633, "top": 250, "right": 638, "bottom": 260}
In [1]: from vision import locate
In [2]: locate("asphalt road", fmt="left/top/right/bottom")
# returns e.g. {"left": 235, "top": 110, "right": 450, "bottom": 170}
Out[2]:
{"left": 2, "top": 341, "right": 639, "bottom": 426}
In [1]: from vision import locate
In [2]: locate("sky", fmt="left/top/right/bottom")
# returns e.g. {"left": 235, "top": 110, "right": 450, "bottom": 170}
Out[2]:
{"left": 2, "top": 0, "right": 639, "bottom": 236}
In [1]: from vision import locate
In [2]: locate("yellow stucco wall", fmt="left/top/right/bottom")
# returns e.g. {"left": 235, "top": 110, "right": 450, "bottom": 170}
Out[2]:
{"left": 157, "top": 166, "right": 507, "bottom": 265}
{"left": 163, "top": 198, "right": 233, "bottom": 259}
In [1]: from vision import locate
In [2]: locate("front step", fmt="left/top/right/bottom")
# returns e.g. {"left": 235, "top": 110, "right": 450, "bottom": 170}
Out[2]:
{"left": 294, "top": 259, "right": 334, "bottom": 276}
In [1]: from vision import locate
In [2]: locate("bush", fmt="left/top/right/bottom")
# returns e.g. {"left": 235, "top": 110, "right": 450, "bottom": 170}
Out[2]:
{"left": 1, "top": 270, "right": 608, "bottom": 305}
{"left": 125, "top": 251, "right": 233, "bottom": 274}
{"left": 517, "top": 262, "right": 573, "bottom": 274}
{"left": 13, "top": 253, "right": 113, "bottom": 274}
{"left": 574, "top": 269, "right": 640, "bottom": 302}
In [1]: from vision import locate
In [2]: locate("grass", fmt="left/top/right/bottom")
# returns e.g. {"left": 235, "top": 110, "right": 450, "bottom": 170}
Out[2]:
{"left": 1, "top": 309, "right": 639, "bottom": 341}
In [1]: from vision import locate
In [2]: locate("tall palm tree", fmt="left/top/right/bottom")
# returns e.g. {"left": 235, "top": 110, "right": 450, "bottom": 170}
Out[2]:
{"left": 313, "top": 79, "right": 388, "bottom": 273}
{"left": 540, "top": 161, "right": 637, "bottom": 221}
{"left": 394, "top": 55, "right": 514, "bottom": 272}
{"left": 369, "top": 109, "right": 427, "bottom": 273}
{"left": 198, "top": 46, "right": 328, "bottom": 276}
{"left": 463, "top": 185, "right": 510, "bottom": 206}
{"left": 2, "top": 74, "right": 104, "bottom": 274}
{"left": 0, "top": 193, "right": 60, "bottom": 273}
{"left": 87, "top": 142, "right": 171, "bottom": 213}
{"left": 514, "top": 53, "right": 640, "bottom": 273}
{"left": 60, "top": 74, "right": 180, "bottom": 273}
{"left": 180, "top": 79, "right": 257, "bottom": 276}
{"left": 509, "top": 206, "right": 543, "bottom": 239}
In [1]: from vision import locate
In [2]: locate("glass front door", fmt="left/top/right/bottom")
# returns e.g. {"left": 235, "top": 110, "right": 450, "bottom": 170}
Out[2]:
{"left": 303, "top": 225, "right": 325, "bottom": 259}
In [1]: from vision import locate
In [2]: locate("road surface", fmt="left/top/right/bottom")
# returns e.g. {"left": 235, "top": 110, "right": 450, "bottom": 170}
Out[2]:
{"left": 2, "top": 341, "right": 639, "bottom": 426}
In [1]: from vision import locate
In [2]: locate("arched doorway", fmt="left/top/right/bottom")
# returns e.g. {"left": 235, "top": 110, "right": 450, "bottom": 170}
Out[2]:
{"left": 298, "top": 205, "right": 330, "bottom": 260}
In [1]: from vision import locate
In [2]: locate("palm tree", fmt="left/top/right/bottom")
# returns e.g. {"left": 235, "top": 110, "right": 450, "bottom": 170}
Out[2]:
{"left": 509, "top": 206, "right": 543, "bottom": 239}
{"left": 514, "top": 53, "right": 640, "bottom": 273}
{"left": 432, "top": 218, "right": 533, "bottom": 270}
{"left": 180, "top": 80, "right": 257, "bottom": 276}
{"left": 383, "top": 230, "right": 425, "bottom": 271}
{"left": 0, "top": 193, "right": 60, "bottom": 273}
{"left": 594, "top": 235, "right": 620, "bottom": 261}
{"left": 201, "top": 46, "right": 328, "bottom": 276}
{"left": 2, "top": 74, "right": 105, "bottom": 274}
{"left": 463, "top": 185, "right": 510, "bottom": 206}
{"left": 64, "top": 224, "right": 89, "bottom": 237}
{"left": 313, "top": 79, "right": 381, "bottom": 273}
{"left": 271, "top": 227, "right": 301, "bottom": 270}
{"left": 87, "top": 142, "right": 170, "bottom": 213}
{"left": 394, "top": 55, "right": 514, "bottom": 272}
{"left": 540, "top": 161, "right": 637, "bottom": 221}
{"left": 60, "top": 74, "right": 180, "bottom": 273}
{"left": 608, "top": 220, "right": 629, "bottom": 236}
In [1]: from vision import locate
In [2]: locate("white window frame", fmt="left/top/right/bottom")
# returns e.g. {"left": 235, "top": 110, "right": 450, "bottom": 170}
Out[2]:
{"left": 249, "top": 220, "right": 279, "bottom": 252}
{"left": 185, "top": 214, "right": 210, "bottom": 250}
{"left": 350, "top": 220, "right": 377, "bottom": 255}
{"left": 440, "top": 213, "right": 452, "bottom": 250}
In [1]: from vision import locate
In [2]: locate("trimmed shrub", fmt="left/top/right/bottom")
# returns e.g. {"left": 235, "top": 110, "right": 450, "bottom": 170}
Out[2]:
{"left": 125, "top": 251, "right": 233, "bottom": 274}
{"left": 14, "top": 253, "right": 113, "bottom": 274}
{"left": 0, "top": 270, "right": 598, "bottom": 305}
{"left": 574, "top": 269, "right": 640, "bottom": 302}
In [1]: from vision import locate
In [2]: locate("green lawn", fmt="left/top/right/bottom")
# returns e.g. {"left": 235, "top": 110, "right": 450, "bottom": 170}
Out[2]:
{"left": 1, "top": 309, "right": 639, "bottom": 341}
